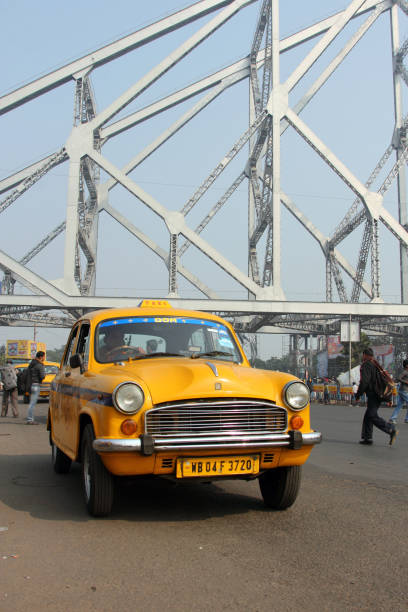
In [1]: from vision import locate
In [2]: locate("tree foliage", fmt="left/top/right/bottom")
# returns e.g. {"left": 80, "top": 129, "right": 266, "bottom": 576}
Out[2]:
{"left": 251, "top": 354, "right": 294, "bottom": 374}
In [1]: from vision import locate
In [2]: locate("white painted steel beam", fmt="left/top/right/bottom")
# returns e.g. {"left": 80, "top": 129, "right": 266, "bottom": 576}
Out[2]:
{"left": 0, "top": 250, "right": 70, "bottom": 305}
{"left": 0, "top": 0, "right": 256, "bottom": 115}
{"left": 1, "top": 294, "right": 408, "bottom": 319}
{"left": 280, "top": 192, "right": 373, "bottom": 299}
{"left": 91, "top": 0, "right": 256, "bottom": 130}
{"left": 1, "top": 0, "right": 407, "bottom": 335}
{"left": 102, "top": 204, "right": 220, "bottom": 299}
{"left": 100, "top": 1, "right": 391, "bottom": 142}
{"left": 0, "top": 152, "right": 66, "bottom": 195}
{"left": 102, "top": 80, "right": 234, "bottom": 195}
{"left": 285, "top": 0, "right": 367, "bottom": 93}
{"left": 391, "top": 5, "right": 408, "bottom": 302}
{"left": 88, "top": 149, "right": 262, "bottom": 296}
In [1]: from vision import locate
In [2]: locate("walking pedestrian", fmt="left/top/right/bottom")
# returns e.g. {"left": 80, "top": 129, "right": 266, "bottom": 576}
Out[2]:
{"left": 323, "top": 380, "right": 330, "bottom": 404}
{"left": 25, "top": 350, "right": 45, "bottom": 425}
{"left": 0, "top": 360, "right": 19, "bottom": 418}
{"left": 389, "top": 358, "right": 408, "bottom": 425}
{"left": 335, "top": 378, "right": 341, "bottom": 402}
{"left": 306, "top": 376, "right": 314, "bottom": 400}
{"left": 355, "top": 348, "right": 398, "bottom": 445}
{"left": 352, "top": 381, "right": 358, "bottom": 405}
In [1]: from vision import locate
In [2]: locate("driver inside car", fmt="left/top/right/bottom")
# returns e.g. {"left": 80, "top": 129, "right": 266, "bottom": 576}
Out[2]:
{"left": 146, "top": 339, "right": 158, "bottom": 354}
{"left": 98, "top": 326, "right": 145, "bottom": 362}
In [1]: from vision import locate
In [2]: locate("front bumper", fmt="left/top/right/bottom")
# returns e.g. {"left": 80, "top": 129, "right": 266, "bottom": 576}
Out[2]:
{"left": 93, "top": 430, "right": 322, "bottom": 455}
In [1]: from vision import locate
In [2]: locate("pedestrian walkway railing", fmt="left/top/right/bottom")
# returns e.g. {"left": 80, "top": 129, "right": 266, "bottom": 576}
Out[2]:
{"left": 311, "top": 384, "right": 397, "bottom": 406}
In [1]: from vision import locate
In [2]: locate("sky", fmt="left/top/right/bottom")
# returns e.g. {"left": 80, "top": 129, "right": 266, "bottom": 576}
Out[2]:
{"left": 1, "top": 0, "right": 408, "bottom": 356}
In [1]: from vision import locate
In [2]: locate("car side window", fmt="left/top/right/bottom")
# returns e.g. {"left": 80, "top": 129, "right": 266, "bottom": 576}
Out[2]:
{"left": 63, "top": 326, "right": 79, "bottom": 366}
{"left": 76, "top": 323, "right": 90, "bottom": 369}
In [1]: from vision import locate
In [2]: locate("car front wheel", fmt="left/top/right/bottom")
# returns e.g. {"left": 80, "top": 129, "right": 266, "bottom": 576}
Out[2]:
{"left": 259, "top": 466, "right": 301, "bottom": 510}
{"left": 81, "top": 424, "right": 114, "bottom": 517}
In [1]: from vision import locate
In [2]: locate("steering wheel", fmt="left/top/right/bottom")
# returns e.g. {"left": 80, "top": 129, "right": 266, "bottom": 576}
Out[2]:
{"left": 105, "top": 345, "right": 144, "bottom": 358}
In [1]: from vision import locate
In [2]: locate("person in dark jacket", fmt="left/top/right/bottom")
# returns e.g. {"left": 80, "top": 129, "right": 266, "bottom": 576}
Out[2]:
{"left": 355, "top": 348, "right": 398, "bottom": 445}
{"left": 25, "top": 350, "right": 45, "bottom": 425}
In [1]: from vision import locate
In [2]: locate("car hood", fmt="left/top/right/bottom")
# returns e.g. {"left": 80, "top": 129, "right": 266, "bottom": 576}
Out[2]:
{"left": 104, "top": 357, "right": 294, "bottom": 405}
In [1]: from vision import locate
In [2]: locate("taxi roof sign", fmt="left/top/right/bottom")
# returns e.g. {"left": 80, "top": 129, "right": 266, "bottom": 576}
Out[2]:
{"left": 138, "top": 299, "right": 171, "bottom": 308}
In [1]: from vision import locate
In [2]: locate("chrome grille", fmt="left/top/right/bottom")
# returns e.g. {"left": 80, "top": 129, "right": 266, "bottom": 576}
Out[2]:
{"left": 145, "top": 399, "right": 287, "bottom": 438}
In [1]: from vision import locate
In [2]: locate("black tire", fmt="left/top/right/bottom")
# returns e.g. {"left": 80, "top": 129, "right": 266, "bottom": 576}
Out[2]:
{"left": 23, "top": 394, "right": 29, "bottom": 404}
{"left": 259, "top": 466, "right": 302, "bottom": 510}
{"left": 81, "top": 424, "right": 114, "bottom": 517}
{"left": 51, "top": 440, "right": 72, "bottom": 474}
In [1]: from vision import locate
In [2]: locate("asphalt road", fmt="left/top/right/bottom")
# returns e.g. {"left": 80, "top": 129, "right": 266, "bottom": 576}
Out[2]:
{"left": 0, "top": 399, "right": 407, "bottom": 612}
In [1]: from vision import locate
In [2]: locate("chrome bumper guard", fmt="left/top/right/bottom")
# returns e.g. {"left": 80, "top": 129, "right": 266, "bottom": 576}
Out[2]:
{"left": 93, "top": 431, "right": 322, "bottom": 455}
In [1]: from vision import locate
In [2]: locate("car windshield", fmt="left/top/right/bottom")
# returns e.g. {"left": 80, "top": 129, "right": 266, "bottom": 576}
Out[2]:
{"left": 95, "top": 316, "right": 242, "bottom": 364}
{"left": 44, "top": 365, "right": 59, "bottom": 375}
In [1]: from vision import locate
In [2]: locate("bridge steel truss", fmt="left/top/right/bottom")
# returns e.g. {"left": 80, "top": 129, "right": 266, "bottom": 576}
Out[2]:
{"left": 2, "top": 0, "right": 408, "bottom": 338}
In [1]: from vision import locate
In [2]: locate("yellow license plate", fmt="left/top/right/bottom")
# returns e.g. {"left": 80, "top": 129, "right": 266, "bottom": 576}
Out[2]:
{"left": 177, "top": 455, "right": 260, "bottom": 478}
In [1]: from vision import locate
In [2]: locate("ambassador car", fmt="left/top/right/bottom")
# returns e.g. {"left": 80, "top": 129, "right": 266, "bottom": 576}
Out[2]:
{"left": 48, "top": 300, "right": 321, "bottom": 516}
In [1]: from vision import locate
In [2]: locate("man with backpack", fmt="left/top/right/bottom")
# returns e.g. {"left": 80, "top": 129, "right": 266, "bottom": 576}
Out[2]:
{"left": 355, "top": 348, "right": 398, "bottom": 445}
{"left": 25, "top": 350, "right": 45, "bottom": 425}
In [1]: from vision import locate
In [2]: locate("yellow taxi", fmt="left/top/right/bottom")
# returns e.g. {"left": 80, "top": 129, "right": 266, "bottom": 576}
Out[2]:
{"left": 48, "top": 300, "right": 321, "bottom": 517}
{"left": 16, "top": 361, "right": 60, "bottom": 403}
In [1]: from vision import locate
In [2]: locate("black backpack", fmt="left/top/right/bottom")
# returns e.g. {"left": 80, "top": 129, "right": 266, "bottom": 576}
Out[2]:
{"left": 18, "top": 367, "right": 32, "bottom": 394}
{"left": 373, "top": 363, "right": 394, "bottom": 402}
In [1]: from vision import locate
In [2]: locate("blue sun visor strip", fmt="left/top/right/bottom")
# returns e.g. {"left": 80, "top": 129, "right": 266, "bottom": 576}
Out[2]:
{"left": 99, "top": 317, "right": 229, "bottom": 332}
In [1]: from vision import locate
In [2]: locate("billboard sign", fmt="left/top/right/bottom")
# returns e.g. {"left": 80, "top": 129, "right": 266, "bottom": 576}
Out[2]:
{"left": 373, "top": 344, "right": 394, "bottom": 369}
{"left": 340, "top": 321, "right": 360, "bottom": 342}
{"left": 327, "top": 335, "right": 343, "bottom": 359}
{"left": 6, "top": 340, "right": 46, "bottom": 360}
{"left": 317, "top": 351, "right": 328, "bottom": 377}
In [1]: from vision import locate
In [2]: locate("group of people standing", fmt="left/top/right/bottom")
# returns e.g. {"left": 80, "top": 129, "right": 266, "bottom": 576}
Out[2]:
{"left": 0, "top": 351, "right": 45, "bottom": 424}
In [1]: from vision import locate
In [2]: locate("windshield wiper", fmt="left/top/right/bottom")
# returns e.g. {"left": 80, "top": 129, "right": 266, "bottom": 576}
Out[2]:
{"left": 131, "top": 352, "right": 183, "bottom": 361}
{"left": 190, "top": 350, "right": 233, "bottom": 359}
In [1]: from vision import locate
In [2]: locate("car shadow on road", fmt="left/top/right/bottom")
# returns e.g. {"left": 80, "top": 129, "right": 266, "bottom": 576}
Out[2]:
{"left": 0, "top": 453, "right": 88, "bottom": 521}
{"left": 113, "top": 475, "right": 263, "bottom": 521}
{"left": 0, "top": 453, "right": 264, "bottom": 522}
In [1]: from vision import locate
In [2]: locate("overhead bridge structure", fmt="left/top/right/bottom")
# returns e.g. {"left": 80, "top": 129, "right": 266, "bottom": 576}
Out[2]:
{"left": 1, "top": 0, "right": 408, "bottom": 339}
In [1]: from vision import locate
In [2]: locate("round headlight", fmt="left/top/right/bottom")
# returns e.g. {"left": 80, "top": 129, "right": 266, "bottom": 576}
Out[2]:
{"left": 113, "top": 383, "right": 144, "bottom": 415}
{"left": 283, "top": 381, "right": 309, "bottom": 411}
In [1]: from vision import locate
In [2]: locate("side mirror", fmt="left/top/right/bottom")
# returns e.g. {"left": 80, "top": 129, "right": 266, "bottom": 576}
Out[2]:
{"left": 69, "top": 353, "right": 85, "bottom": 373}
